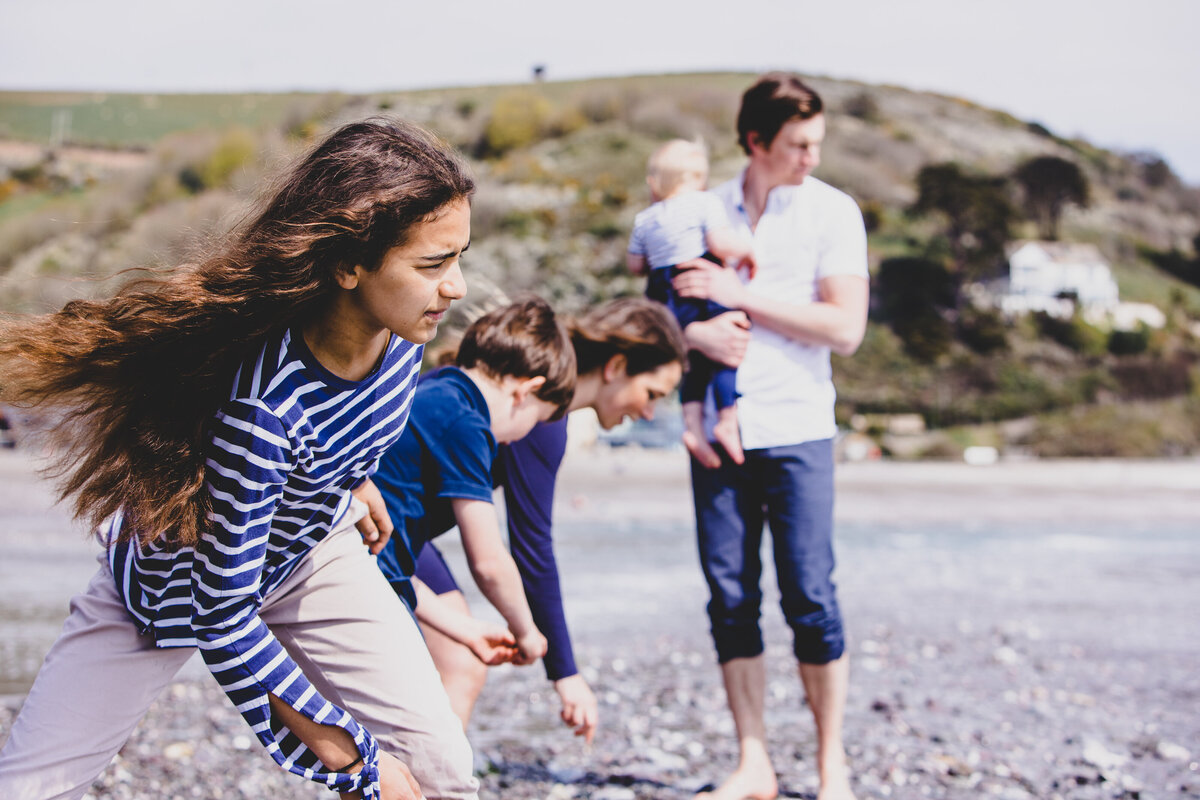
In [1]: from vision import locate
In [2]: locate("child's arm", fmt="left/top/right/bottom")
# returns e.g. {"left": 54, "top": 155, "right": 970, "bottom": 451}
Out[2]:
{"left": 705, "top": 227, "right": 757, "bottom": 279}
{"left": 452, "top": 497, "right": 548, "bottom": 665}
{"left": 626, "top": 252, "right": 649, "bottom": 275}
{"left": 411, "top": 578, "right": 517, "bottom": 666}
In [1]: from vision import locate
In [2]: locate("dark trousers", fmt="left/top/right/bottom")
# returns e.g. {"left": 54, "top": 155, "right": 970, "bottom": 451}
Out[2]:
{"left": 691, "top": 438, "right": 845, "bottom": 664}
{"left": 645, "top": 263, "right": 738, "bottom": 408}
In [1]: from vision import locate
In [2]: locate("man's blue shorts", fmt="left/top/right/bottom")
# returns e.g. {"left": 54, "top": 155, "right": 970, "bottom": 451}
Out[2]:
{"left": 691, "top": 438, "right": 845, "bottom": 665}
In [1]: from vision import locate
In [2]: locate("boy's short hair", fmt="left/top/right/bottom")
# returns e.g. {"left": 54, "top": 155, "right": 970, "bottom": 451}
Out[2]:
{"left": 737, "top": 72, "right": 824, "bottom": 155}
{"left": 647, "top": 139, "right": 709, "bottom": 198}
{"left": 456, "top": 296, "right": 576, "bottom": 419}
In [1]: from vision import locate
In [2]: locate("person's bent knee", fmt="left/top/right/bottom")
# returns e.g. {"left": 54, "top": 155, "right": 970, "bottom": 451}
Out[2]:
{"left": 790, "top": 611, "right": 845, "bottom": 664}
{"left": 711, "top": 620, "right": 765, "bottom": 664}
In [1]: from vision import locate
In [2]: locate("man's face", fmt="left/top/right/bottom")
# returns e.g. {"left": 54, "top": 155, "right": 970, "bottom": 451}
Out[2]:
{"left": 749, "top": 114, "right": 826, "bottom": 187}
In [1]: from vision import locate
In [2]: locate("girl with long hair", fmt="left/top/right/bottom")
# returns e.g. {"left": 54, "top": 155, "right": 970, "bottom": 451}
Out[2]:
{"left": 0, "top": 119, "right": 480, "bottom": 800}
{"left": 411, "top": 297, "right": 687, "bottom": 741}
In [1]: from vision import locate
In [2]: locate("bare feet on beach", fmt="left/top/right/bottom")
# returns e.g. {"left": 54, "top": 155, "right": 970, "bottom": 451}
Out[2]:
{"left": 695, "top": 759, "right": 778, "bottom": 800}
{"left": 682, "top": 402, "right": 721, "bottom": 468}
{"left": 695, "top": 736, "right": 777, "bottom": 800}
{"left": 816, "top": 763, "right": 856, "bottom": 800}
{"left": 696, "top": 760, "right": 854, "bottom": 800}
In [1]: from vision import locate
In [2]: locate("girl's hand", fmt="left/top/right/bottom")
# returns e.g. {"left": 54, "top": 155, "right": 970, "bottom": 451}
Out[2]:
{"left": 512, "top": 629, "right": 548, "bottom": 666}
{"left": 468, "top": 621, "right": 518, "bottom": 666}
{"left": 378, "top": 752, "right": 424, "bottom": 800}
{"left": 339, "top": 751, "right": 424, "bottom": 800}
{"left": 351, "top": 478, "right": 394, "bottom": 554}
{"left": 554, "top": 674, "right": 599, "bottom": 744}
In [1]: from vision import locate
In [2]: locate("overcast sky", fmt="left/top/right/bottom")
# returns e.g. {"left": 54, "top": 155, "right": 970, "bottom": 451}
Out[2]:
{"left": 2, "top": 0, "right": 1198, "bottom": 183}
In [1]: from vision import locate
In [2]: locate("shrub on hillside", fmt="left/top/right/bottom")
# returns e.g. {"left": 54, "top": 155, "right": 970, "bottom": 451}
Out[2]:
{"left": 201, "top": 129, "right": 257, "bottom": 190}
{"left": 1142, "top": 242, "right": 1200, "bottom": 289}
{"left": 892, "top": 310, "right": 953, "bottom": 363}
{"left": 1110, "top": 354, "right": 1197, "bottom": 399}
{"left": 875, "top": 256, "right": 957, "bottom": 361}
{"left": 1032, "top": 311, "right": 1107, "bottom": 356}
{"left": 481, "top": 91, "right": 555, "bottom": 156}
{"left": 957, "top": 306, "right": 1009, "bottom": 354}
{"left": 844, "top": 91, "right": 882, "bottom": 124}
{"left": 1028, "top": 401, "right": 1199, "bottom": 457}
{"left": 1107, "top": 326, "right": 1151, "bottom": 356}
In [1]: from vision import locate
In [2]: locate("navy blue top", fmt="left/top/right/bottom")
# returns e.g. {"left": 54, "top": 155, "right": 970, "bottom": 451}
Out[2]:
{"left": 495, "top": 417, "right": 574, "bottom": 680}
{"left": 373, "top": 367, "right": 496, "bottom": 607}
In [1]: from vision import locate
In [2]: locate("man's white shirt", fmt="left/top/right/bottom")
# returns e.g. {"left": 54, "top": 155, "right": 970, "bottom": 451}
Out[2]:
{"left": 710, "top": 172, "right": 868, "bottom": 450}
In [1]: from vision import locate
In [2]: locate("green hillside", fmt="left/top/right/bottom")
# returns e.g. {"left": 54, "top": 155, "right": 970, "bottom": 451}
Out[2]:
{"left": 2, "top": 73, "right": 1198, "bottom": 457}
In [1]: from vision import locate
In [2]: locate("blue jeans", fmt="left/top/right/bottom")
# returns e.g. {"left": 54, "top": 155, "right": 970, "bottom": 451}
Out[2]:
{"left": 691, "top": 439, "right": 845, "bottom": 664}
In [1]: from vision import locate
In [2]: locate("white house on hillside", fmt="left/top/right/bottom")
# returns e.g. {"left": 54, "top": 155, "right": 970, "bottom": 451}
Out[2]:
{"left": 999, "top": 241, "right": 1120, "bottom": 316}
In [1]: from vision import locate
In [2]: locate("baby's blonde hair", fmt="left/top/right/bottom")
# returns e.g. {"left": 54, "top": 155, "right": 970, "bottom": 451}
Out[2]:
{"left": 646, "top": 138, "right": 709, "bottom": 199}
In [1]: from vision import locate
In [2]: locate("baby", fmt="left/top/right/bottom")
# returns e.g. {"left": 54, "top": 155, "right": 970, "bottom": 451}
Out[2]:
{"left": 626, "top": 139, "right": 755, "bottom": 467}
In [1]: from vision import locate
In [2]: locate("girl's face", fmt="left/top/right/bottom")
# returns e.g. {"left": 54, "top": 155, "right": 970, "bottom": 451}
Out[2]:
{"left": 342, "top": 198, "right": 470, "bottom": 344}
{"left": 592, "top": 359, "right": 683, "bottom": 430}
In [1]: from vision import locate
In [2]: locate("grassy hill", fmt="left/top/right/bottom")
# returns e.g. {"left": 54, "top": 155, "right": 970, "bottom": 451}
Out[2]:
{"left": 2, "top": 73, "right": 1198, "bottom": 457}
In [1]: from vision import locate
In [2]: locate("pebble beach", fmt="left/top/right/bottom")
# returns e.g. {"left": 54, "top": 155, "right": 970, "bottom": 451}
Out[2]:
{"left": 1, "top": 447, "right": 1197, "bottom": 799}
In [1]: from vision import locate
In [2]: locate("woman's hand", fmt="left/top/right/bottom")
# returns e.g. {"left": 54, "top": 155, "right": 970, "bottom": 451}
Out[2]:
{"left": 512, "top": 628, "right": 549, "bottom": 666}
{"left": 339, "top": 751, "right": 423, "bottom": 800}
{"left": 351, "top": 478, "right": 394, "bottom": 554}
{"left": 467, "top": 620, "right": 518, "bottom": 666}
{"left": 554, "top": 674, "right": 599, "bottom": 744}
{"left": 672, "top": 258, "right": 750, "bottom": 309}
{"left": 684, "top": 311, "right": 752, "bottom": 368}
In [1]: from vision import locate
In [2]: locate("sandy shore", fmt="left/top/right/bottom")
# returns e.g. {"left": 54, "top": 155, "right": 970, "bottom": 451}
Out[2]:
{"left": 1, "top": 448, "right": 1197, "bottom": 799}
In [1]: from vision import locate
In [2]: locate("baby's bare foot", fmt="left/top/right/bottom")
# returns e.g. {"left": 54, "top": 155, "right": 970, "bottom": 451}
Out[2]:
{"left": 712, "top": 408, "right": 745, "bottom": 465}
{"left": 683, "top": 429, "right": 722, "bottom": 469}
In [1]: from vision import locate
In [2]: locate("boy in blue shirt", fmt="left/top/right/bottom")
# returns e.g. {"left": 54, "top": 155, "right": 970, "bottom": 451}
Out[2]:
{"left": 373, "top": 297, "right": 576, "bottom": 716}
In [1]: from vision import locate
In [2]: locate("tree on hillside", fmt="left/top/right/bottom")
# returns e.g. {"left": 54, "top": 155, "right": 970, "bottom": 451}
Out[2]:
{"left": 908, "top": 163, "right": 1017, "bottom": 282}
{"left": 1013, "top": 155, "right": 1090, "bottom": 240}
{"left": 875, "top": 256, "right": 957, "bottom": 362}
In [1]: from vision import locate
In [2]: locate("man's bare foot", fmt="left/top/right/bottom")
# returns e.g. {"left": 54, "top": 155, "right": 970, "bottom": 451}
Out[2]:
{"left": 682, "top": 402, "right": 721, "bottom": 468}
{"left": 816, "top": 767, "right": 854, "bottom": 800}
{"left": 695, "top": 765, "right": 778, "bottom": 800}
{"left": 816, "top": 761, "right": 855, "bottom": 800}
{"left": 712, "top": 406, "right": 744, "bottom": 465}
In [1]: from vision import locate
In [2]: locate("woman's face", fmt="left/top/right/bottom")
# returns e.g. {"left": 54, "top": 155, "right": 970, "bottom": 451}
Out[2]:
{"left": 592, "top": 360, "right": 683, "bottom": 430}
{"left": 342, "top": 198, "right": 470, "bottom": 344}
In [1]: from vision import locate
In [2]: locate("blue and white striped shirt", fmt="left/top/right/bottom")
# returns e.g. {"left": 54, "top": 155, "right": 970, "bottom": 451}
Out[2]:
{"left": 628, "top": 189, "right": 731, "bottom": 269}
{"left": 101, "top": 327, "right": 422, "bottom": 798}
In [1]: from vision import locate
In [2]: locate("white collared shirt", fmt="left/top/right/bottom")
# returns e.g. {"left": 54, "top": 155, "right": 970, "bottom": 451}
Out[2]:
{"left": 711, "top": 172, "right": 868, "bottom": 449}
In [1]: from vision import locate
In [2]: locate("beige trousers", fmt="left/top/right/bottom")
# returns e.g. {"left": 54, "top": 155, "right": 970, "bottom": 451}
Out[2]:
{"left": 0, "top": 508, "right": 479, "bottom": 800}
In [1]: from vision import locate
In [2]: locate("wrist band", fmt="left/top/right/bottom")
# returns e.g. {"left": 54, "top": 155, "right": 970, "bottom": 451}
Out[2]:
{"left": 333, "top": 754, "right": 364, "bottom": 772}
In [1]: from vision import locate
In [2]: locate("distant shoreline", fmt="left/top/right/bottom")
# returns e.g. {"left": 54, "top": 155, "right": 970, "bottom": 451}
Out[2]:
{"left": 554, "top": 447, "right": 1200, "bottom": 524}
{"left": 1, "top": 449, "right": 1196, "bottom": 545}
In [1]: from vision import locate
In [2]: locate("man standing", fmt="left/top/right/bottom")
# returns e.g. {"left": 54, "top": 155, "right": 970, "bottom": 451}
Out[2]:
{"left": 672, "top": 72, "right": 869, "bottom": 800}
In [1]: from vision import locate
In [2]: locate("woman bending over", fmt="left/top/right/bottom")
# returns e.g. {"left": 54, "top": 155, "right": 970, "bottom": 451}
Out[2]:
{"left": 415, "top": 297, "right": 687, "bottom": 741}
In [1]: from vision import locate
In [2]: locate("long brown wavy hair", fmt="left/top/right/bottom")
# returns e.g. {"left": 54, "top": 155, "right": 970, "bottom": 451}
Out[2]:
{"left": 0, "top": 118, "right": 475, "bottom": 548}
{"left": 569, "top": 297, "right": 687, "bottom": 378}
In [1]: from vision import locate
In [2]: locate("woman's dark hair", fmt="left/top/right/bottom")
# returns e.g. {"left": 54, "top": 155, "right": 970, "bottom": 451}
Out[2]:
{"left": 456, "top": 296, "right": 576, "bottom": 420}
{"left": 0, "top": 118, "right": 475, "bottom": 548}
{"left": 569, "top": 297, "right": 687, "bottom": 378}
{"left": 737, "top": 72, "right": 824, "bottom": 155}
